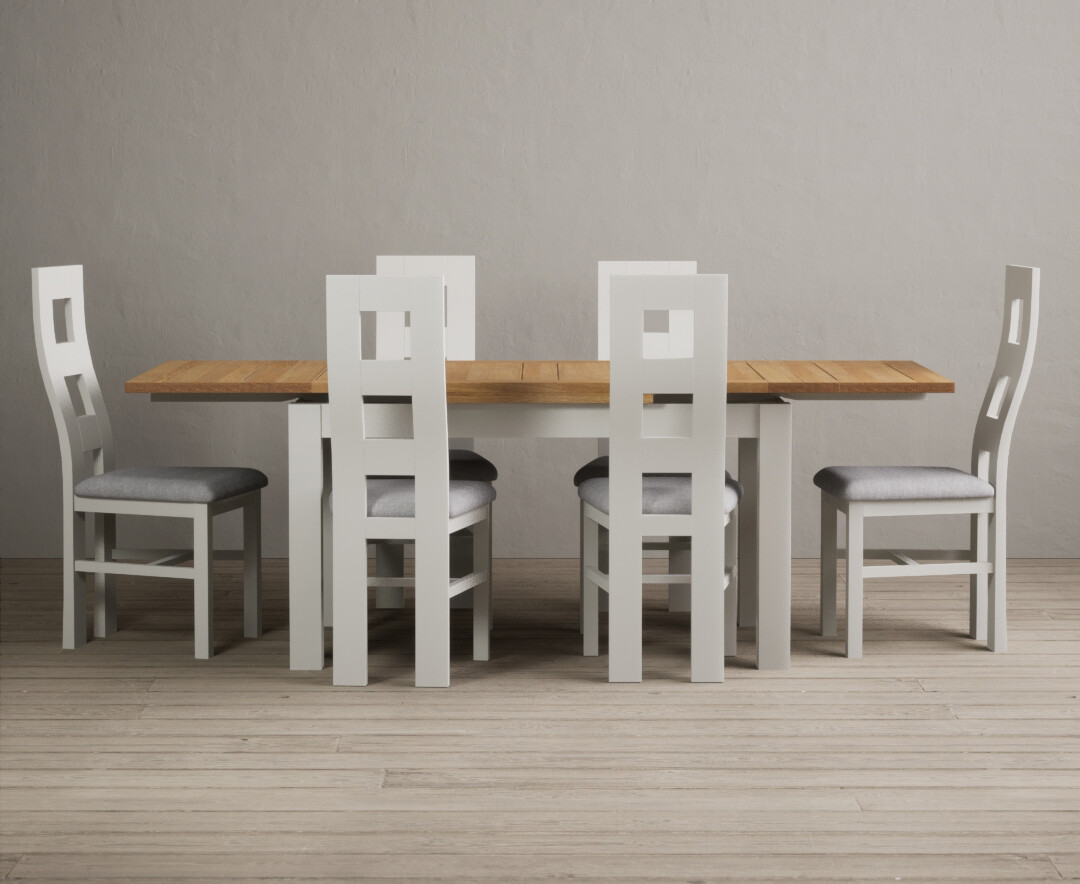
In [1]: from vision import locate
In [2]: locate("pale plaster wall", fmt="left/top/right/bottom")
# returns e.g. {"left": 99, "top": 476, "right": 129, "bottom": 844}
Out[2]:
{"left": 2, "top": 0, "right": 1078, "bottom": 558}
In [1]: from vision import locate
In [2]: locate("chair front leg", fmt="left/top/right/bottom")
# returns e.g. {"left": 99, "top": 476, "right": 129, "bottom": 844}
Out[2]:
{"left": 845, "top": 504, "right": 864, "bottom": 659}
{"left": 243, "top": 494, "right": 263, "bottom": 639}
{"left": 472, "top": 509, "right": 491, "bottom": 662}
{"left": 93, "top": 512, "right": 117, "bottom": 638}
{"left": 820, "top": 493, "right": 838, "bottom": 638}
{"left": 579, "top": 501, "right": 585, "bottom": 634}
{"left": 486, "top": 514, "right": 494, "bottom": 629}
{"left": 332, "top": 500, "right": 369, "bottom": 687}
{"left": 969, "top": 512, "right": 988, "bottom": 641}
{"left": 321, "top": 484, "right": 334, "bottom": 627}
{"left": 63, "top": 507, "right": 88, "bottom": 649}
{"left": 193, "top": 509, "right": 214, "bottom": 660}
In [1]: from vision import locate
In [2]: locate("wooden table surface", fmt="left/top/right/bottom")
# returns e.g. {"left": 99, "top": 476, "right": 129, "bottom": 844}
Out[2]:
{"left": 126, "top": 359, "right": 954, "bottom": 402}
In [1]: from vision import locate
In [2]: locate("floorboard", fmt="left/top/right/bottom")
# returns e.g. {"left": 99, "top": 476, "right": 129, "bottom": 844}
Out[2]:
{"left": 1, "top": 557, "right": 1078, "bottom": 881}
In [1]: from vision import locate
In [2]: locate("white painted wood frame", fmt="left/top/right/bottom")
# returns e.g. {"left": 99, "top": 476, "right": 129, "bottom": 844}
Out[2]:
{"left": 819, "top": 265, "right": 1040, "bottom": 657}
{"left": 584, "top": 273, "right": 733, "bottom": 682}
{"left": 32, "top": 265, "right": 263, "bottom": 658}
{"left": 318, "top": 257, "right": 488, "bottom": 624}
{"left": 288, "top": 395, "right": 791, "bottom": 674}
{"left": 589, "top": 261, "right": 700, "bottom": 623}
{"left": 324, "top": 274, "right": 493, "bottom": 687}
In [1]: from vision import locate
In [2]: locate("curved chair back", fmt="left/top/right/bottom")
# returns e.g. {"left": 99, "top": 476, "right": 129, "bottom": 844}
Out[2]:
{"left": 32, "top": 265, "right": 115, "bottom": 496}
{"left": 970, "top": 265, "right": 1040, "bottom": 495}
{"left": 375, "top": 256, "right": 475, "bottom": 360}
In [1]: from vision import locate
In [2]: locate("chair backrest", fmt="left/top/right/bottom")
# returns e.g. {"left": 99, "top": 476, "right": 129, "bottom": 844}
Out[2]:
{"left": 375, "top": 256, "right": 476, "bottom": 360}
{"left": 32, "top": 265, "right": 115, "bottom": 497}
{"left": 970, "top": 265, "right": 1040, "bottom": 494}
{"left": 326, "top": 274, "right": 450, "bottom": 525}
{"left": 608, "top": 273, "right": 728, "bottom": 535}
{"left": 597, "top": 261, "right": 697, "bottom": 360}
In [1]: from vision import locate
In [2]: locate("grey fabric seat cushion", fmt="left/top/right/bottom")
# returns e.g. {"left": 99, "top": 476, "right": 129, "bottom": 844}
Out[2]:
{"left": 449, "top": 449, "right": 498, "bottom": 482}
{"left": 574, "top": 455, "right": 613, "bottom": 487}
{"left": 74, "top": 467, "right": 268, "bottom": 505}
{"left": 578, "top": 474, "right": 742, "bottom": 516}
{"left": 813, "top": 466, "right": 995, "bottom": 502}
{"left": 574, "top": 456, "right": 741, "bottom": 499}
{"left": 330, "top": 479, "right": 496, "bottom": 518}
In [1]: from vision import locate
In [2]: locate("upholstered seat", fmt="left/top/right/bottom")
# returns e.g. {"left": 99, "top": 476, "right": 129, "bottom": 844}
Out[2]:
{"left": 813, "top": 466, "right": 994, "bottom": 502}
{"left": 449, "top": 449, "right": 498, "bottom": 482}
{"left": 330, "top": 479, "right": 496, "bottom": 518}
{"left": 573, "top": 455, "right": 738, "bottom": 491}
{"left": 74, "top": 466, "right": 268, "bottom": 505}
{"left": 578, "top": 474, "right": 742, "bottom": 516}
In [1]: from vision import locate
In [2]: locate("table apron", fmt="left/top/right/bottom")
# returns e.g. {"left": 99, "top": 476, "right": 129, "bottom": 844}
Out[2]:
{"left": 316, "top": 401, "right": 765, "bottom": 440}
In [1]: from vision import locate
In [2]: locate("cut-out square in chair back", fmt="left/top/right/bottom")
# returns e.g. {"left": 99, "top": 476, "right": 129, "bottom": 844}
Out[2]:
{"left": 53, "top": 298, "right": 75, "bottom": 344}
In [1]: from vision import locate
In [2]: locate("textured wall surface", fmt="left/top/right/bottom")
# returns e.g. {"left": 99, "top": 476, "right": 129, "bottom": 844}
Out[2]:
{"left": 2, "top": 0, "right": 1078, "bottom": 558}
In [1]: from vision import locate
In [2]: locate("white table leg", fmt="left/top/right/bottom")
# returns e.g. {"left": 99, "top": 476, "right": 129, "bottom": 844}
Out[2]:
{"left": 288, "top": 402, "right": 326, "bottom": 670}
{"left": 756, "top": 401, "right": 791, "bottom": 670}
{"left": 737, "top": 437, "right": 759, "bottom": 628}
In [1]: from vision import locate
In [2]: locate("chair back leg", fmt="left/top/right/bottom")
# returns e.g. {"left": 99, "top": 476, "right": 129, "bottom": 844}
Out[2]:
{"left": 987, "top": 509, "right": 1007, "bottom": 652}
{"left": 93, "top": 513, "right": 117, "bottom": 637}
{"left": 668, "top": 546, "right": 691, "bottom": 612}
{"left": 471, "top": 510, "right": 492, "bottom": 662}
{"left": 63, "top": 508, "right": 89, "bottom": 649}
{"left": 725, "top": 517, "right": 738, "bottom": 657}
{"left": 449, "top": 533, "right": 472, "bottom": 609}
{"left": 969, "top": 512, "right": 988, "bottom": 641}
{"left": 321, "top": 478, "right": 335, "bottom": 626}
{"left": 243, "top": 496, "right": 263, "bottom": 639}
{"left": 375, "top": 543, "right": 406, "bottom": 609}
{"left": 820, "top": 494, "right": 839, "bottom": 638}
{"left": 582, "top": 514, "right": 601, "bottom": 657}
{"left": 193, "top": 509, "right": 214, "bottom": 660}
{"left": 845, "top": 504, "right": 864, "bottom": 659}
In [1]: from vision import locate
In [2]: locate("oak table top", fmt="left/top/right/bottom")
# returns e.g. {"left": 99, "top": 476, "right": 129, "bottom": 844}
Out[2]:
{"left": 126, "top": 359, "right": 954, "bottom": 403}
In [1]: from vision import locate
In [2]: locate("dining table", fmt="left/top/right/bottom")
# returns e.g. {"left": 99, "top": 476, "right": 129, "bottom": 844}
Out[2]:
{"left": 127, "top": 358, "right": 954, "bottom": 683}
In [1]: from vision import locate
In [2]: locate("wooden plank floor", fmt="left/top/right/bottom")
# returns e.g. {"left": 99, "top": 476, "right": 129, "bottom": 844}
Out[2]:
{"left": 1, "top": 557, "right": 1078, "bottom": 881}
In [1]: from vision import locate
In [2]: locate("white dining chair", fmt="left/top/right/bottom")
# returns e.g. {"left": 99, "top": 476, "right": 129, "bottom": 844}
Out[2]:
{"left": 576, "top": 262, "right": 699, "bottom": 623}
{"left": 321, "top": 256, "right": 497, "bottom": 623}
{"left": 580, "top": 273, "right": 740, "bottom": 682}
{"left": 325, "top": 274, "right": 495, "bottom": 687}
{"left": 33, "top": 265, "right": 266, "bottom": 658}
{"left": 815, "top": 265, "right": 1040, "bottom": 657}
